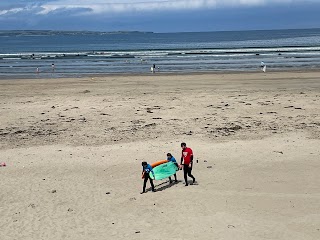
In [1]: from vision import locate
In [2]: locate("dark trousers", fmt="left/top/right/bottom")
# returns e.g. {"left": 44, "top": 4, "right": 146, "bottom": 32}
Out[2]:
{"left": 169, "top": 162, "right": 179, "bottom": 182}
{"left": 168, "top": 173, "right": 177, "bottom": 182}
{"left": 183, "top": 164, "right": 195, "bottom": 185}
{"left": 143, "top": 173, "right": 155, "bottom": 192}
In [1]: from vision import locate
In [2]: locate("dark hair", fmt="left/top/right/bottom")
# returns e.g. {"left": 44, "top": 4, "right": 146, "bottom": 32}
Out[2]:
{"left": 181, "top": 142, "right": 186, "bottom": 147}
{"left": 167, "top": 153, "right": 172, "bottom": 157}
{"left": 141, "top": 161, "right": 147, "bottom": 166}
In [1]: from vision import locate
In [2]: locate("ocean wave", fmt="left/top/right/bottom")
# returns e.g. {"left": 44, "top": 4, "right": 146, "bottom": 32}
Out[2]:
{"left": 1, "top": 46, "right": 320, "bottom": 60}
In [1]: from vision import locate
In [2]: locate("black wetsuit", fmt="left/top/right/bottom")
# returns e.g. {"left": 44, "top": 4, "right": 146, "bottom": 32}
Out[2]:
{"left": 143, "top": 172, "right": 155, "bottom": 192}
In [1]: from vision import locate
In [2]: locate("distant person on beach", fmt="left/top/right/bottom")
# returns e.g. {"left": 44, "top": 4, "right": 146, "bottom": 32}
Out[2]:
{"left": 167, "top": 153, "right": 178, "bottom": 183}
{"left": 261, "top": 61, "right": 267, "bottom": 72}
{"left": 51, "top": 63, "right": 55, "bottom": 72}
{"left": 151, "top": 64, "right": 155, "bottom": 73}
{"left": 36, "top": 67, "right": 40, "bottom": 74}
{"left": 180, "top": 142, "right": 196, "bottom": 186}
{"left": 141, "top": 161, "right": 156, "bottom": 194}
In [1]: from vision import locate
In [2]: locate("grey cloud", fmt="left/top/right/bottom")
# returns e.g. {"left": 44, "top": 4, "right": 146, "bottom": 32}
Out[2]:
{"left": 2, "top": 0, "right": 319, "bottom": 16}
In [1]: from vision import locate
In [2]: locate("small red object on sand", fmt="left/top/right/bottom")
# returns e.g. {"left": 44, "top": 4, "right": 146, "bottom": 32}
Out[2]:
{"left": 0, "top": 162, "right": 6, "bottom": 167}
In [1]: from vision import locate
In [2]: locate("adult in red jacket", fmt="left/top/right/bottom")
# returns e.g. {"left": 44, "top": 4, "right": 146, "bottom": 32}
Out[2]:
{"left": 180, "top": 142, "right": 196, "bottom": 186}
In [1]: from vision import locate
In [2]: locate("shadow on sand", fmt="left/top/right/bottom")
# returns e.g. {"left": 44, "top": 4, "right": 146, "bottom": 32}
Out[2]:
{"left": 145, "top": 180, "right": 183, "bottom": 192}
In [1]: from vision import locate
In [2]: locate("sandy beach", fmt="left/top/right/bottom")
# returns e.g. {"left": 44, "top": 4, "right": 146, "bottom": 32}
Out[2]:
{"left": 0, "top": 71, "right": 320, "bottom": 240}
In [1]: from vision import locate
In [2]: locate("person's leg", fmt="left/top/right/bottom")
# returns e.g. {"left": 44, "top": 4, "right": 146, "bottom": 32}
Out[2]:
{"left": 149, "top": 176, "right": 155, "bottom": 191}
{"left": 183, "top": 165, "right": 188, "bottom": 186}
{"left": 174, "top": 163, "right": 178, "bottom": 182}
{"left": 168, "top": 176, "right": 172, "bottom": 183}
{"left": 142, "top": 174, "right": 148, "bottom": 193}
{"left": 187, "top": 167, "right": 195, "bottom": 183}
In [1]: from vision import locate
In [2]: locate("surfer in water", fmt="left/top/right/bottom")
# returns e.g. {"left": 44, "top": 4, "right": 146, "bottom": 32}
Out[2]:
{"left": 167, "top": 153, "right": 178, "bottom": 183}
{"left": 141, "top": 161, "right": 156, "bottom": 194}
{"left": 180, "top": 142, "right": 196, "bottom": 186}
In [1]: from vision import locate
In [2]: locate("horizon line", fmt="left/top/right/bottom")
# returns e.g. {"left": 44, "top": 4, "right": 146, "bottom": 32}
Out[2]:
{"left": 1, "top": 27, "right": 320, "bottom": 34}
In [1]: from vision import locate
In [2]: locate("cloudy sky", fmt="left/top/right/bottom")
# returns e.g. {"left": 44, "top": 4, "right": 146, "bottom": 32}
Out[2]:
{"left": 0, "top": 0, "right": 319, "bottom": 32}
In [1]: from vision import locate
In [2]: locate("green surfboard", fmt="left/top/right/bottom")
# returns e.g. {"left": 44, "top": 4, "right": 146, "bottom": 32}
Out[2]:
{"left": 150, "top": 161, "right": 178, "bottom": 180}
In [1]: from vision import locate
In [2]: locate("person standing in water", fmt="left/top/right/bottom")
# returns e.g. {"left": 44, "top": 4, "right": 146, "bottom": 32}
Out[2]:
{"left": 180, "top": 142, "right": 196, "bottom": 186}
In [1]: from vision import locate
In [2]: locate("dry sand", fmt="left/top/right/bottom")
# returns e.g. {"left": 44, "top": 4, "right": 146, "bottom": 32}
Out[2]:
{"left": 0, "top": 71, "right": 320, "bottom": 239}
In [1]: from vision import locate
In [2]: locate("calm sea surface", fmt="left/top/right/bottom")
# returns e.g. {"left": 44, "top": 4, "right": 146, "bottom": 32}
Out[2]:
{"left": 1, "top": 28, "right": 320, "bottom": 78}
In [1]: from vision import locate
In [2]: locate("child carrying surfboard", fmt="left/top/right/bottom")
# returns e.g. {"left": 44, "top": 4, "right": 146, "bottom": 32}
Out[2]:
{"left": 167, "top": 153, "right": 178, "bottom": 183}
{"left": 141, "top": 161, "right": 156, "bottom": 194}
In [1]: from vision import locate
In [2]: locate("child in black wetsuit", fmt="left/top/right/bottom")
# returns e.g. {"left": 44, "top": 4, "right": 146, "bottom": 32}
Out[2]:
{"left": 141, "top": 161, "right": 156, "bottom": 194}
{"left": 167, "top": 153, "right": 178, "bottom": 183}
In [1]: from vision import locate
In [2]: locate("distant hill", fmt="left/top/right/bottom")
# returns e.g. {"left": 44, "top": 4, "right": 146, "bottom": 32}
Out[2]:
{"left": 0, "top": 30, "right": 154, "bottom": 36}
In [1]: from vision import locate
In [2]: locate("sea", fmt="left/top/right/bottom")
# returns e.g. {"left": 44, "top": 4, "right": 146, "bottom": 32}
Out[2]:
{"left": 1, "top": 28, "right": 320, "bottom": 78}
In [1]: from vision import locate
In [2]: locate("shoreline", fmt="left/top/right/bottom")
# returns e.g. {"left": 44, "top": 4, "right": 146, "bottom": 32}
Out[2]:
{"left": 1, "top": 68, "right": 320, "bottom": 80}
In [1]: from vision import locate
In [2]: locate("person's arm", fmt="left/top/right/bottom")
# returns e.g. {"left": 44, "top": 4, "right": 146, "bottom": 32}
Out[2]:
{"left": 189, "top": 149, "right": 194, "bottom": 167}
{"left": 150, "top": 167, "right": 155, "bottom": 178}
{"left": 189, "top": 155, "right": 193, "bottom": 167}
{"left": 148, "top": 165, "right": 155, "bottom": 177}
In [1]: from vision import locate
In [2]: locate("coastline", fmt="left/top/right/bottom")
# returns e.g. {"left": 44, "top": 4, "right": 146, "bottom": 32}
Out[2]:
{"left": 2, "top": 68, "right": 320, "bottom": 80}
{"left": 0, "top": 71, "right": 319, "bottom": 239}
{"left": 2, "top": 28, "right": 320, "bottom": 81}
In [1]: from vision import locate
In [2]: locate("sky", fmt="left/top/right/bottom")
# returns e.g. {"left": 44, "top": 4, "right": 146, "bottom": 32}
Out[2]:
{"left": 0, "top": 0, "right": 320, "bottom": 32}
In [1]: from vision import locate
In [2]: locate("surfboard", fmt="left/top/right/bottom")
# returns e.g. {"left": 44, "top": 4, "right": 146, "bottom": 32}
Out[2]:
{"left": 151, "top": 160, "right": 168, "bottom": 168}
{"left": 150, "top": 162, "right": 179, "bottom": 180}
